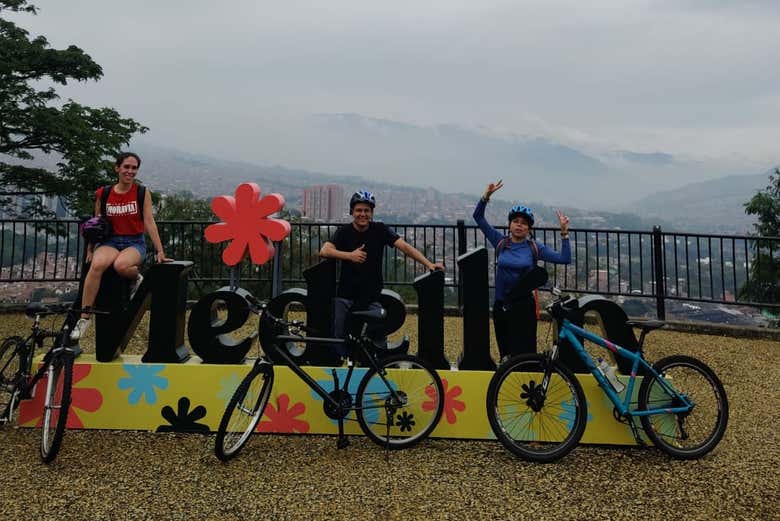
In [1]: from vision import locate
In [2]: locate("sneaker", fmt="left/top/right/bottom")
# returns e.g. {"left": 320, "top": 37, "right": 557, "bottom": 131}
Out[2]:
{"left": 70, "top": 318, "right": 91, "bottom": 341}
{"left": 130, "top": 273, "right": 144, "bottom": 299}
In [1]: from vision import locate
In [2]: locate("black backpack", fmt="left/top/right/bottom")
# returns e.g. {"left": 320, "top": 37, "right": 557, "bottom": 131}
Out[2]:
{"left": 495, "top": 236, "right": 545, "bottom": 317}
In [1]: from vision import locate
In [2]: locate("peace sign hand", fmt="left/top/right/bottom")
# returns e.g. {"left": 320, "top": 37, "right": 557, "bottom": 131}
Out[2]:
{"left": 556, "top": 210, "right": 570, "bottom": 234}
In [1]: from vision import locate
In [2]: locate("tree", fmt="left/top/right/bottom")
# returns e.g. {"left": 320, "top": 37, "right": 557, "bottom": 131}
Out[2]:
{"left": 0, "top": 0, "right": 147, "bottom": 219}
{"left": 744, "top": 169, "right": 780, "bottom": 237}
{"left": 741, "top": 169, "right": 780, "bottom": 313}
{"left": 155, "top": 191, "right": 214, "bottom": 221}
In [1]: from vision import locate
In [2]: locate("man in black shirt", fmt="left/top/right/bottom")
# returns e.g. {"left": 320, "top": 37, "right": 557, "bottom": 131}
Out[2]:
{"left": 320, "top": 190, "right": 444, "bottom": 354}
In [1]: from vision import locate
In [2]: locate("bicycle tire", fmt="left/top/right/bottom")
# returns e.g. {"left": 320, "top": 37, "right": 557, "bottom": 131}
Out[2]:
{"left": 0, "top": 336, "right": 25, "bottom": 421}
{"left": 638, "top": 355, "right": 728, "bottom": 459}
{"left": 486, "top": 354, "right": 587, "bottom": 463}
{"left": 40, "top": 354, "right": 73, "bottom": 463}
{"left": 356, "top": 354, "right": 444, "bottom": 450}
{"left": 215, "top": 363, "right": 274, "bottom": 461}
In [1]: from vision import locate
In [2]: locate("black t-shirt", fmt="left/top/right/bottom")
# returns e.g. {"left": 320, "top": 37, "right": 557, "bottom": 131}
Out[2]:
{"left": 330, "top": 221, "right": 400, "bottom": 302}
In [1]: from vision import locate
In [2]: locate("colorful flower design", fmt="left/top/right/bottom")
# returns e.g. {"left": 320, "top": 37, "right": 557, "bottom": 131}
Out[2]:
{"left": 423, "top": 377, "right": 465, "bottom": 424}
{"left": 19, "top": 364, "right": 103, "bottom": 428}
{"left": 311, "top": 368, "right": 383, "bottom": 424}
{"left": 258, "top": 393, "right": 309, "bottom": 433}
{"left": 118, "top": 364, "right": 168, "bottom": 405}
{"left": 394, "top": 410, "right": 416, "bottom": 432}
{"left": 217, "top": 373, "right": 242, "bottom": 404}
{"left": 558, "top": 398, "right": 592, "bottom": 431}
{"left": 157, "top": 397, "right": 209, "bottom": 433}
{"left": 204, "top": 182, "right": 291, "bottom": 266}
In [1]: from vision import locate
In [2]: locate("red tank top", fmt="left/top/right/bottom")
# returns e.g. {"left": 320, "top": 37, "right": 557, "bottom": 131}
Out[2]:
{"left": 96, "top": 184, "right": 145, "bottom": 236}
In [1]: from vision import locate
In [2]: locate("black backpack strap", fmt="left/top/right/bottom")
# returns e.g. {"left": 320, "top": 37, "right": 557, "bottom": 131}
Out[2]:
{"left": 100, "top": 185, "right": 112, "bottom": 216}
{"left": 136, "top": 184, "right": 146, "bottom": 219}
{"left": 530, "top": 240, "right": 539, "bottom": 265}
{"left": 494, "top": 236, "right": 508, "bottom": 261}
{"left": 496, "top": 236, "right": 539, "bottom": 264}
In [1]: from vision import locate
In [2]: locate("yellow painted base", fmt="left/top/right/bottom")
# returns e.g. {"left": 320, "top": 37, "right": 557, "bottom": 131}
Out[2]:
{"left": 19, "top": 355, "right": 645, "bottom": 445}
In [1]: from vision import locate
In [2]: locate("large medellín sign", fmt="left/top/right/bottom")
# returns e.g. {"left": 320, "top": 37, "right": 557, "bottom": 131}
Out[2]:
{"left": 90, "top": 183, "right": 641, "bottom": 369}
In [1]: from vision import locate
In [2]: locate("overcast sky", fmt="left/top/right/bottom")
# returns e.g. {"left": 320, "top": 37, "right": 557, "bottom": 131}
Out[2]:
{"left": 7, "top": 0, "right": 780, "bottom": 177}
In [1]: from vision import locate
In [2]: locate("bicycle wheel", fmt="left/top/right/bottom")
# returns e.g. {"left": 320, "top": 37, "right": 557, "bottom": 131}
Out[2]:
{"left": 356, "top": 354, "right": 444, "bottom": 450}
{"left": 215, "top": 362, "right": 274, "bottom": 461}
{"left": 40, "top": 354, "right": 73, "bottom": 463}
{"left": 638, "top": 355, "right": 728, "bottom": 459}
{"left": 486, "top": 354, "right": 587, "bottom": 463}
{"left": 0, "top": 336, "right": 25, "bottom": 421}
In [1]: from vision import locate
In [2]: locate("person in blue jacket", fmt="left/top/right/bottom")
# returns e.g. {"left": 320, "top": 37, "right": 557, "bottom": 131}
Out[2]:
{"left": 474, "top": 180, "right": 571, "bottom": 360}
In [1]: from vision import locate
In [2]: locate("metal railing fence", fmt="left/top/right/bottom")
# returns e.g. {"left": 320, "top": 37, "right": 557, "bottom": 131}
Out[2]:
{"left": 2, "top": 218, "right": 778, "bottom": 318}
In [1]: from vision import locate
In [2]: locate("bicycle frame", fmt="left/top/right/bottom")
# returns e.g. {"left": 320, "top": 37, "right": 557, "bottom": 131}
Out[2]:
{"left": 266, "top": 332, "right": 404, "bottom": 412}
{"left": 2, "top": 333, "right": 63, "bottom": 420}
{"left": 556, "top": 319, "right": 693, "bottom": 418}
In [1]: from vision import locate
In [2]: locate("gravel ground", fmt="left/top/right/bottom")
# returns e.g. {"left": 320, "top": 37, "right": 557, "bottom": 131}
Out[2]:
{"left": 1, "top": 312, "right": 778, "bottom": 520}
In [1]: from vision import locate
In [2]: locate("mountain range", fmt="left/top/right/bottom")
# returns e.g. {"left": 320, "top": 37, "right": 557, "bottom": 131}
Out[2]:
{"left": 132, "top": 141, "right": 768, "bottom": 234}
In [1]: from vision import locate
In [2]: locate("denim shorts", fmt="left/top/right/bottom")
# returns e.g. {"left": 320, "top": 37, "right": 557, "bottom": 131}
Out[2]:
{"left": 97, "top": 234, "right": 147, "bottom": 257}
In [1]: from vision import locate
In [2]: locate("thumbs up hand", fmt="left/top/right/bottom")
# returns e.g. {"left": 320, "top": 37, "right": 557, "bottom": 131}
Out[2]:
{"left": 350, "top": 244, "right": 367, "bottom": 264}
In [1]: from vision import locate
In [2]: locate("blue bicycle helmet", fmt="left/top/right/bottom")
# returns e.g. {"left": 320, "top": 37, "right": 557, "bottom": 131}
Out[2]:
{"left": 349, "top": 190, "right": 376, "bottom": 214}
{"left": 508, "top": 204, "right": 534, "bottom": 226}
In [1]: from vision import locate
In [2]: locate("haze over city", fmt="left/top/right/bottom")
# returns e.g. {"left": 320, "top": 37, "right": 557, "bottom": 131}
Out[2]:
{"left": 7, "top": 1, "right": 780, "bottom": 208}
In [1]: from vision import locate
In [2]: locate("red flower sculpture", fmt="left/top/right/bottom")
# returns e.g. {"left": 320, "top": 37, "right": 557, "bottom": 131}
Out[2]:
{"left": 204, "top": 182, "right": 292, "bottom": 266}
{"left": 19, "top": 364, "right": 103, "bottom": 428}
{"left": 422, "top": 377, "right": 465, "bottom": 424}
{"left": 257, "top": 393, "right": 310, "bottom": 433}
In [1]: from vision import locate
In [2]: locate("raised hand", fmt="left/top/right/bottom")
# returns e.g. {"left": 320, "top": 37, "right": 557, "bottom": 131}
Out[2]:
{"left": 483, "top": 179, "right": 504, "bottom": 200}
{"left": 556, "top": 210, "right": 570, "bottom": 234}
{"left": 350, "top": 244, "right": 367, "bottom": 264}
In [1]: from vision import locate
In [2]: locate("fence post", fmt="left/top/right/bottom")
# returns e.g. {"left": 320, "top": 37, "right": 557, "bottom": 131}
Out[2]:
{"left": 457, "top": 219, "right": 466, "bottom": 309}
{"left": 652, "top": 225, "right": 666, "bottom": 320}
{"left": 271, "top": 240, "right": 283, "bottom": 298}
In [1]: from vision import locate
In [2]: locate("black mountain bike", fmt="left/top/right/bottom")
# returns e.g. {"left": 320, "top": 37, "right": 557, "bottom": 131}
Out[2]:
{"left": 215, "top": 296, "right": 445, "bottom": 461}
{"left": 0, "top": 303, "right": 105, "bottom": 462}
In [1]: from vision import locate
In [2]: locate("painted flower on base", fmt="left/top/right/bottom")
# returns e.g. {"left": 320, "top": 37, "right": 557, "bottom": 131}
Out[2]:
{"left": 204, "top": 182, "right": 291, "bottom": 266}
{"left": 118, "top": 364, "right": 168, "bottom": 405}
{"left": 423, "top": 377, "right": 465, "bottom": 424}
{"left": 19, "top": 364, "right": 103, "bottom": 428}
{"left": 258, "top": 393, "right": 309, "bottom": 433}
{"left": 157, "top": 397, "right": 209, "bottom": 433}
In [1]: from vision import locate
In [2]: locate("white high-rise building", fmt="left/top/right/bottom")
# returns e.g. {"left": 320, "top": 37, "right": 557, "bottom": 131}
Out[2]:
{"left": 302, "top": 185, "right": 344, "bottom": 221}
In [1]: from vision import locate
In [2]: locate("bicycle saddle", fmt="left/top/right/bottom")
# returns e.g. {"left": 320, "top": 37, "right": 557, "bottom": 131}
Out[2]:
{"left": 349, "top": 308, "right": 387, "bottom": 323}
{"left": 25, "top": 302, "right": 46, "bottom": 318}
{"left": 625, "top": 319, "right": 665, "bottom": 333}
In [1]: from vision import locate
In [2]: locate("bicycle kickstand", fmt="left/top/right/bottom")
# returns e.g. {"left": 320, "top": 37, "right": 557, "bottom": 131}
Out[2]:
{"left": 336, "top": 417, "right": 349, "bottom": 449}
{"left": 332, "top": 369, "right": 349, "bottom": 450}
{"left": 384, "top": 404, "right": 392, "bottom": 463}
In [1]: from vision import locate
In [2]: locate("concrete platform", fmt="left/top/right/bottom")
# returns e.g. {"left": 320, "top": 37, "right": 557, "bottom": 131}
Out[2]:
{"left": 19, "top": 354, "right": 645, "bottom": 444}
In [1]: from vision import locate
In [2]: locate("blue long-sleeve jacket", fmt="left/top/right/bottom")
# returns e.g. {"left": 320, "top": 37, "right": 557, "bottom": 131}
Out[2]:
{"left": 473, "top": 198, "right": 571, "bottom": 302}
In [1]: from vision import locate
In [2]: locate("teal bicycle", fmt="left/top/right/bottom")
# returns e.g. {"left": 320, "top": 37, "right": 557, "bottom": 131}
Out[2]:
{"left": 486, "top": 288, "right": 729, "bottom": 462}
